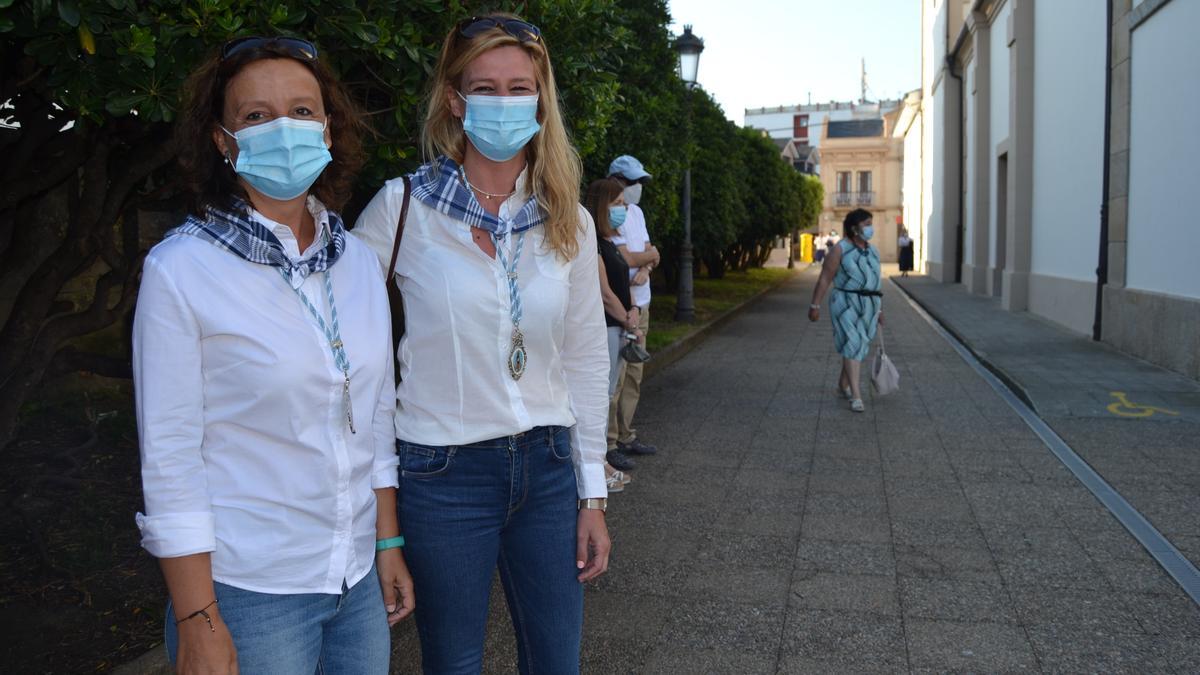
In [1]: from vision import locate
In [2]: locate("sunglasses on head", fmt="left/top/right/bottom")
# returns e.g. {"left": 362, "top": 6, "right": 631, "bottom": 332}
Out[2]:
{"left": 221, "top": 36, "right": 319, "bottom": 62}
{"left": 458, "top": 17, "right": 542, "bottom": 44}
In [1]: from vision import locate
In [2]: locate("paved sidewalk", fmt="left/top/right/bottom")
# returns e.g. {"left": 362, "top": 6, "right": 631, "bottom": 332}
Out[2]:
{"left": 894, "top": 274, "right": 1200, "bottom": 573}
{"left": 389, "top": 267, "right": 1200, "bottom": 673}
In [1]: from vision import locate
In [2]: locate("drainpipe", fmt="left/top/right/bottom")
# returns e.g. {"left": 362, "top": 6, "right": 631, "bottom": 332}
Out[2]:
{"left": 1093, "top": 0, "right": 1114, "bottom": 341}
{"left": 945, "top": 53, "right": 965, "bottom": 284}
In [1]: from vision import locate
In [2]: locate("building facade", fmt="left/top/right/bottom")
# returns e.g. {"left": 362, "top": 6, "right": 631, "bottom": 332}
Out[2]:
{"left": 913, "top": 0, "right": 1199, "bottom": 378}
{"left": 746, "top": 99, "right": 901, "bottom": 175}
{"left": 818, "top": 113, "right": 905, "bottom": 263}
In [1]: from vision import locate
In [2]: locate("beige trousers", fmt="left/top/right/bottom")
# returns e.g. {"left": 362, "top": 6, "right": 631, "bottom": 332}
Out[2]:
{"left": 607, "top": 305, "right": 649, "bottom": 448}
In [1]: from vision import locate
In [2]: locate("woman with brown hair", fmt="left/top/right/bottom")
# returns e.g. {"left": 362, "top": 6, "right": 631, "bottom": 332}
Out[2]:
{"left": 132, "top": 37, "right": 412, "bottom": 674}
{"left": 584, "top": 177, "right": 640, "bottom": 492}
{"left": 353, "top": 14, "right": 610, "bottom": 673}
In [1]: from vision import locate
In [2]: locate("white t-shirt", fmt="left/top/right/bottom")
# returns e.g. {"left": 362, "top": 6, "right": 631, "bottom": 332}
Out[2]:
{"left": 352, "top": 171, "right": 609, "bottom": 499}
{"left": 609, "top": 203, "right": 652, "bottom": 307}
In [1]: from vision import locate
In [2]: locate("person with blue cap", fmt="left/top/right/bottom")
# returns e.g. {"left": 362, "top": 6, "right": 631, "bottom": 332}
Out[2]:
{"left": 605, "top": 155, "right": 660, "bottom": 470}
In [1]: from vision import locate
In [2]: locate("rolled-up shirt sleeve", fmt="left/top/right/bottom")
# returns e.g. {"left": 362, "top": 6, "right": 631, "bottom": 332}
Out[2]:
{"left": 370, "top": 262, "right": 400, "bottom": 490}
{"left": 132, "top": 254, "right": 215, "bottom": 558}
{"left": 562, "top": 207, "right": 611, "bottom": 498}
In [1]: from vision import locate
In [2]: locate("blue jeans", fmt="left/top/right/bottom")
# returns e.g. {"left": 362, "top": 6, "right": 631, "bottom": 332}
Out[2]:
{"left": 398, "top": 425, "right": 583, "bottom": 674}
{"left": 165, "top": 566, "right": 389, "bottom": 674}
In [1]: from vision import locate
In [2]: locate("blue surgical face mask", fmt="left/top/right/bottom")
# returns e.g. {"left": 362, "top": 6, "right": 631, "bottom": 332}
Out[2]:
{"left": 861, "top": 225, "right": 875, "bottom": 241}
{"left": 609, "top": 205, "right": 627, "bottom": 228}
{"left": 221, "top": 117, "right": 332, "bottom": 200}
{"left": 458, "top": 92, "right": 541, "bottom": 162}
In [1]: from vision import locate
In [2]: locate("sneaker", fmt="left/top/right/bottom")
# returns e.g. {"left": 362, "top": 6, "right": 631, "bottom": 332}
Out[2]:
{"left": 850, "top": 398, "right": 865, "bottom": 413}
{"left": 611, "top": 469, "right": 632, "bottom": 485}
{"left": 619, "top": 438, "right": 658, "bottom": 456}
{"left": 606, "top": 473, "right": 625, "bottom": 493}
{"left": 606, "top": 449, "right": 636, "bottom": 471}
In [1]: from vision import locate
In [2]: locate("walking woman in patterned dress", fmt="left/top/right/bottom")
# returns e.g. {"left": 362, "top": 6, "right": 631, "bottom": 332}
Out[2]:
{"left": 808, "top": 208, "right": 883, "bottom": 412}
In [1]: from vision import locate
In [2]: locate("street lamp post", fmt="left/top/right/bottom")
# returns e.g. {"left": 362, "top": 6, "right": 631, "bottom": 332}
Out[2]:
{"left": 674, "top": 25, "right": 703, "bottom": 323}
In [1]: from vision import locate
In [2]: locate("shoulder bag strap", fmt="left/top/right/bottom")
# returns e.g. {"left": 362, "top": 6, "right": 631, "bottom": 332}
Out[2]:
{"left": 386, "top": 176, "right": 411, "bottom": 280}
{"left": 386, "top": 176, "right": 411, "bottom": 383}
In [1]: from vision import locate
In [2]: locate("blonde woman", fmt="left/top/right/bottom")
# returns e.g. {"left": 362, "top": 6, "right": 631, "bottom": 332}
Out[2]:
{"left": 353, "top": 14, "right": 610, "bottom": 673}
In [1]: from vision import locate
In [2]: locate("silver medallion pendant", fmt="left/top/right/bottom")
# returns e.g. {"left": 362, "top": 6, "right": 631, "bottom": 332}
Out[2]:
{"left": 508, "top": 328, "right": 527, "bottom": 380}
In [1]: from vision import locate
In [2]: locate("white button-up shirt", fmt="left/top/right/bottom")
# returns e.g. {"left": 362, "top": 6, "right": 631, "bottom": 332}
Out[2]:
{"left": 352, "top": 171, "right": 609, "bottom": 498}
{"left": 133, "top": 198, "right": 398, "bottom": 595}
{"left": 610, "top": 203, "right": 652, "bottom": 308}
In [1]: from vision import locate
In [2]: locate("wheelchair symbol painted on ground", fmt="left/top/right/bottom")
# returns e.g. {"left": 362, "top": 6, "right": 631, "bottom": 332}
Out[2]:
{"left": 1106, "top": 391, "right": 1180, "bottom": 419}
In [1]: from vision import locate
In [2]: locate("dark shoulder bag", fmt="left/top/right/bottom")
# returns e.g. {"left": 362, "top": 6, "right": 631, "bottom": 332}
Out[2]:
{"left": 385, "top": 176, "right": 411, "bottom": 383}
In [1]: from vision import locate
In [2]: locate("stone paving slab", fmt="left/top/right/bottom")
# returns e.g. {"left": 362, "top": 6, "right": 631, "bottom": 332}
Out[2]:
{"left": 894, "top": 273, "right": 1200, "bottom": 575}
{"left": 382, "top": 268, "right": 1200, "bottom": 673}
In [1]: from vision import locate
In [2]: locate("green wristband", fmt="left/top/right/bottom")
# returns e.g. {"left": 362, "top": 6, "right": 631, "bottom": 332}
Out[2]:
{"left": 375, "top": 536, "right": 405, "bottom": 551}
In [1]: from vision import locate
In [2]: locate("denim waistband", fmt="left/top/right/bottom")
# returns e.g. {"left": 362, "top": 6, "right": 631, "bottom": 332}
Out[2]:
{"left": 402, "top": 425, "right": 563, "bottom": 452}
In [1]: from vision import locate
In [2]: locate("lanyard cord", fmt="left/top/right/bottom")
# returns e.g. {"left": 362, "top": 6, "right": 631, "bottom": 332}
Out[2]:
{"left": 279, "top": 267, "right": 356, "bottom": 433}
{"left": 492, "top": 230, "right": 527, "bottom": 329}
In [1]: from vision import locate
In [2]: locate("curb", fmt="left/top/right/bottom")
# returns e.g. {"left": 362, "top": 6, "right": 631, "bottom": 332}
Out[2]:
{"left": 889, "top": 276, "right": 1040, "bottom": 414}
{"left": 644, "top": 266, "right": 805, "bottom": 380}
{"left": 111, "top": 645, "right": 169, "bottom": 675}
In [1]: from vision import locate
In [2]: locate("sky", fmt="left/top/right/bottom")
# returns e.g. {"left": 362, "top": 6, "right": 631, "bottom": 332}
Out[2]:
{"left": 666, "top": 0, "right": 922, "bottom": 125}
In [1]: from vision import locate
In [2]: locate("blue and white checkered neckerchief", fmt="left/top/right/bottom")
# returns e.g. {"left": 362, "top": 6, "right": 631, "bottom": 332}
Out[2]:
{"left": 409, "top": 156, "right": 545, "bottom": 238}
{"left": 167, "top": 197, "right": 347, "bottom": 289}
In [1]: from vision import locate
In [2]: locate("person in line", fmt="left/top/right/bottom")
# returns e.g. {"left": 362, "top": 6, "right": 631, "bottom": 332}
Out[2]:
{"left": 352, "top": 14, "right": 611, "bottom": 674}
{"left": 605, "top": 155, "right": 660, "bottom": 472}
{"left": 585, "top": 177, "right": 642, "bottom": 493}
{"left": 898, "top": 225, "right": 914, "bottom": 277}
{"left": 133, "top": 36, "right": 413, "bottom": 674}
{"left": 807, "top": 208, "right": 883, "bottom": 413}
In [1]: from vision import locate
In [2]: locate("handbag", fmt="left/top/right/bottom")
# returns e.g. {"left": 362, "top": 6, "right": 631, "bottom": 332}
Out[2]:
{"left": 871, "top": 325, "right": 900, "bottom": 396}
{"left": 619, "top": 335, "right": 652, "bottom": 364}
{"left": 385, "top": 176, "right": 412, "bottom": 383}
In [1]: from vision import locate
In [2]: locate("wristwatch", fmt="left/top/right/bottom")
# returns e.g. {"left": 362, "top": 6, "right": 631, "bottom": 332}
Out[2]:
{"left": 578, "top": 498, "right": 607, "bottom": 512}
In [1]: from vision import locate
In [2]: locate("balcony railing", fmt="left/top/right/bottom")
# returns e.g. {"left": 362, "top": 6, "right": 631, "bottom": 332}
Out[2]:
{"left": 833, "top": 191, "right": 874, "bottom": 207}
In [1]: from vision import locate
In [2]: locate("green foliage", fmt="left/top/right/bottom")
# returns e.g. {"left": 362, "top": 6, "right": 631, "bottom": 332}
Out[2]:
{"left": 798, "top": 171, "right": 824, "bottom": 231}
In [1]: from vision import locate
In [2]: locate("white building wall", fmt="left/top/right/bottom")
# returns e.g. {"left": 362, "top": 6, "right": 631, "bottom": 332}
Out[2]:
{"left": 1027, "top": 0, "right": 1106, "bottom": 333}
{"left": 1127, "top": 0, "right": 1200, "bottom": 300}
{"left": 988, "top": 1, "right": 1011, "bottom": 269}
{"left": 902, "top": 111, "right": 925, "bottom": 271}
{"left": 926, "top": 0, "right": 950, "bottom": 272}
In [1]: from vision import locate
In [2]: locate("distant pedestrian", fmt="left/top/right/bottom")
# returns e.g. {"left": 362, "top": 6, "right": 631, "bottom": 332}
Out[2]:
{"left": 808, "top": 208, "right": 883, "bottom": 413}
{"left": 606, "top": 154, "right": 660, "bottom": 470}
{"left": 133, "top": 36, "right": 412, "bottom": 674}
{"left": 898, "top": 226, "right": 914, "bottom": 277}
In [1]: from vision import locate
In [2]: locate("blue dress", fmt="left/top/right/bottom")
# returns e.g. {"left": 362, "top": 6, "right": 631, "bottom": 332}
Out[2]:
{"left": 829, "top": 239, "right": 881, "bottom": 361}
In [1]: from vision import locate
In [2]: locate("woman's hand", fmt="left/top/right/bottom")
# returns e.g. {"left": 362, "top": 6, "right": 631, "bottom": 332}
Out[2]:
{"left": 376, "top": 548, "right": 415, "bottom": 626}
{"left": 808, "top": 306, "right": 820, "bottom": 322}
{"left": 624, "top": 307, "right": 640, "bottom": 331}
{"left": 175, "top": 609, "right": 238, "bottom": 674}
{"left": 576, "top": 509, "right": 611, "bottom": 583}
{"left": 878, "top": 311, "right": 885, "bottom": 325}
